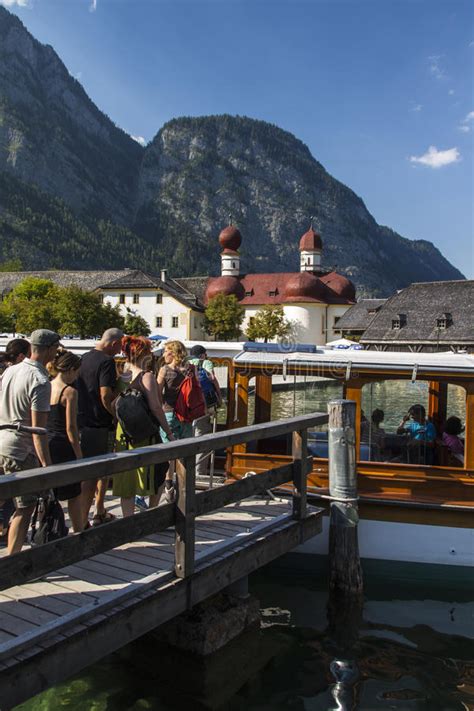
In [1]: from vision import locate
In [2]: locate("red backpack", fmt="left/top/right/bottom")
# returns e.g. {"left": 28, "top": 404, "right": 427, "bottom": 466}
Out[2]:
{"left": 174, "top": 365, "right": 206, "bottom": 423}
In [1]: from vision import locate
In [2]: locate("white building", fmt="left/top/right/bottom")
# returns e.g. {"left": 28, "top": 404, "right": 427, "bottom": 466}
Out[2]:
{"left": 201, "top": 224, "right": 356, "bottom": 346}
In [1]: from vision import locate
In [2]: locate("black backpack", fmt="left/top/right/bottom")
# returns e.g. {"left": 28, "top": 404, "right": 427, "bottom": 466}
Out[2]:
{"left": 31, "top": 493, "right": 69, "bottom": 546}
{"left": 115, "top": 378, "right": 161, "bottom": 444}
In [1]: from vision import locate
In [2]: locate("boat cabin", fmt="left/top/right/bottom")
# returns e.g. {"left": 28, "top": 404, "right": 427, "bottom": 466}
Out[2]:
{"left": 224, "top": 344, "right": 474, "bottom": 519}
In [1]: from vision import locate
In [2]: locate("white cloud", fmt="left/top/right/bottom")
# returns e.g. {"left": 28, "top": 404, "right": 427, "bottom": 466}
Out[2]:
{"left": 458, "top": 110, "right": 474, "bottom": 133}
{"left": 89, "top": 0, "right": 97, "bottom": 12}
{"left": 0, "top": 0, "right": 30, "bottom": 6}
{"left": 132, "top": 135, "right": 146, "bottom": 146}
{"left": 448, "top": 89, "right": 455, "bottom": 95}
{"left": 410, "top": 146, "right": 460, "bottom": 169}
{"left": 428, "top": 54, "right": 446, "bottom": 80}
{"left": 411, "top": 103, "right": 422, "bottom": 112}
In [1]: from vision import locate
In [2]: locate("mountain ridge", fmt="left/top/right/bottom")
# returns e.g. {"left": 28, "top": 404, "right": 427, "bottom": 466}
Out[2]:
{"left": 0, "top": 6, "right": 464, "bottom": 296}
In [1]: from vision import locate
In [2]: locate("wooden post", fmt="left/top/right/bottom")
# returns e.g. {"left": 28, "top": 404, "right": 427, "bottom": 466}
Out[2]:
{"left": 175, "top": 455, "right": 196, "bottom": 578}
{"left": 327, "top": 400, "right": 363, "bottom": 596}
{"left": 292, "top": 429, "right": 308, "bottom": 519}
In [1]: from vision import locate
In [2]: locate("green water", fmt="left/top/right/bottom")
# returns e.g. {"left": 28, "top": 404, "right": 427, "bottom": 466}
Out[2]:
{"left": 16, "top": 562, "right": 474, "bottom": 711}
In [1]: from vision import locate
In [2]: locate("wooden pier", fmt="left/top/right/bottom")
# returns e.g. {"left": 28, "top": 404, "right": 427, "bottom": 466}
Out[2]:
{"left": 0, "top": 413, "right": 326, "bottom": 709}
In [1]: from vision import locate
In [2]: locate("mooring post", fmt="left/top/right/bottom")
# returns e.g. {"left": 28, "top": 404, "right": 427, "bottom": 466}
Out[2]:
{"left": 291, "top": 429, "right": 309, "bottom": 519}
{"left": 327, "top": 400, "right": 363, "bottom": 596}
{"left": 175, "top": 455, "right": 196, "bottom": 579}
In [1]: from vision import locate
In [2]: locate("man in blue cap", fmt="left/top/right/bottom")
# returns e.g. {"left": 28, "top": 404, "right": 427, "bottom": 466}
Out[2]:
{"left": 0, "top": 329, "right": 60, "bottom": 554}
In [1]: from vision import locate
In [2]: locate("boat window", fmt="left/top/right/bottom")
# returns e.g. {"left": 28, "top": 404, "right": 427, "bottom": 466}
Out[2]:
{"left": 271, "top": 373, "right": 342, "bottom": 432}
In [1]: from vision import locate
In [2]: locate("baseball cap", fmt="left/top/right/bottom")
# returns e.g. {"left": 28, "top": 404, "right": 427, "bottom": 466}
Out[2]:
{"left": 30, "top": 329, "right": 62, "bottom": 347}
{"left": 189, "top": 345, "right": 207, "bottom": 357}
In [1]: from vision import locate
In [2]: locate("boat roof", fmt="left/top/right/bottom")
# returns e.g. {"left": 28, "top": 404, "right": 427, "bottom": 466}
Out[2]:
{"left": 233, "top": 347, "right": 474, "bottom": 376}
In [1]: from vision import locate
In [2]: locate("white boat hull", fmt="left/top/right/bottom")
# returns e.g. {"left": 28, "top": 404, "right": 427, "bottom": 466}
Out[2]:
{"left": 298, "top": 515, "right": 474, "bottom": 567}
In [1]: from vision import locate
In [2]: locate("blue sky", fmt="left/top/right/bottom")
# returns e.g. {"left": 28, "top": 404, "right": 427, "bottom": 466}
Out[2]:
{"left": 4, "top": 0, "right": 474, "bottom": 277}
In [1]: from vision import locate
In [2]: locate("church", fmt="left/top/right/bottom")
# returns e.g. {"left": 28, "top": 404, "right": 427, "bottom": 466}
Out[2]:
{"left": 199, "top": 223, "right": 356, "bottom": 345}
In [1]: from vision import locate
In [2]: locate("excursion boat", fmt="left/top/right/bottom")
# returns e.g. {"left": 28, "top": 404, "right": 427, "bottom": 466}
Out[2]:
{"left": 219, "top": 344, "right": 474, "bottom": 569}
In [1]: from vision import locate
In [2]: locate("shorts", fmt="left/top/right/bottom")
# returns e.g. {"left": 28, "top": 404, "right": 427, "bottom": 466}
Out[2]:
{"left": 0, "top": 453, "right": 40, "bottom": 509}
{"left": 160, "top": 412, "right": 192, "bottom": 442}
{"left": 50, "top": 437, "right": 82, "bottom": 501}
{"left": 80, "top": 427, "right": 116, "bottom": 458}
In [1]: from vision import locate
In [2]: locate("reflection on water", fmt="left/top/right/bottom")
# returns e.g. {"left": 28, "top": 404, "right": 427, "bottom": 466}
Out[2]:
{"left": 239, "top": 379, "right": 466, "bottom": 433}
{"left": 16, "top": 564, "right": 474, "bottom": 711}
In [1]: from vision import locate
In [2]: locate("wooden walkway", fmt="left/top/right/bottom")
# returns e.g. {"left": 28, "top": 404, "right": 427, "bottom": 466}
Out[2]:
{"left": 0, "top": 413, "right": 326, "bottom": 709}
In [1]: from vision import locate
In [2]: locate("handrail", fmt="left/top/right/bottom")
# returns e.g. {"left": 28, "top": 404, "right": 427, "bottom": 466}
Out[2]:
{"left": 0, "top": 412, "right": 327, "bottom": 499}
{"left": 0, "top": 412, "right": 326, "bottom": 590}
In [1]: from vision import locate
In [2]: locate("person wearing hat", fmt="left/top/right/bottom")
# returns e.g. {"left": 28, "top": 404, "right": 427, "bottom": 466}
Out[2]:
{"left": 188, "top": 345, "right": 222, "bottom": 478}
{"left": 0, "top": 329, "right": 61, "bottom": 554}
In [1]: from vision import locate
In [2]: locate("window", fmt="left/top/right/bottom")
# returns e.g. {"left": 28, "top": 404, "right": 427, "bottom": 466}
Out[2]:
{"left": 334, "top": 316, "right": 340, "bottom": 326}
{"left": 392, "top": 313, "right": 406, "bottom": 330}
{"left": 245, "top": 289, "right": 254, "bottom": 297}
{"left": 437, "top": 313, "right": 452, "bottom": 329}
{"left": 155, "top": 316, "right": 162, "bottom": 328}
{"left": 156, "top": 293, "right": 162, "bottom": 304}
{"left": 172, "top": 316, "right": 179, "bottom": 328}
{"left": 98, "top": 294, "right": 104, "bottom": 304}
{"left": 232, "top": 262, "right": 236, "bottom": 269}
{"left": 133, "top": 293, "right": 140, "bottom": 304}
{"left": 119, "top": 294, "right": 125, "bottom": 304}
{"left": 268, "top": 289, "right": 278, "bottom": 297}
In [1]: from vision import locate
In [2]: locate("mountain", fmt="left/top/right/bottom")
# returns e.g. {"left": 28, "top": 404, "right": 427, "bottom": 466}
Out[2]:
{"left": 0, "top": 7, "right": 464, "bottom": 296}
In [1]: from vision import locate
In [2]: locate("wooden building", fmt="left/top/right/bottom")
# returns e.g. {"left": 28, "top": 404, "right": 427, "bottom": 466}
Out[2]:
{"left": 333, "top": 298, "right": 386, "bottom": 340}
{"left": 360, "top": 280, "right": 474, "bottom": 353}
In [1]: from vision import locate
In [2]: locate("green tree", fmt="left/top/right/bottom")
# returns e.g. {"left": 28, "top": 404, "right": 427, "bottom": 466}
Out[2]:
{"left": 3, "top": 277, "right": 61, "bottom": 334}
{"left": 245, "top": 305, "right": 291, "bottom": 342}
{"left": 123, "top": 309, "right": 151, "bottom": 337}
{"left": 55, "top": 286, "right": 124, "bottom": 338}
{"left": 204, "top": 294, "right": 244, "bottom": 341}
{"left": 0, "top": 258, "right": 22, "bottom": 272}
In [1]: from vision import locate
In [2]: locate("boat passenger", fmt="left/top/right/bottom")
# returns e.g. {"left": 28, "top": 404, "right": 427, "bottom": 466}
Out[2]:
{"left": 188, "top": 344, "right": 222, "bottom": 477}
{"left": 442, "top": 416, "right": 464, "bottom": 463}
{"left": 397, "top": 404, "right": 436, "bottom": 464}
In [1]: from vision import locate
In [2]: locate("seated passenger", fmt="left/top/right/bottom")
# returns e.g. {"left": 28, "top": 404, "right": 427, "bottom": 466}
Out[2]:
{"left": 370, "top": 409, "right": 386, "bottom": 448}
{"left": 397, "top": 404, "right": 436, "bottom": 464}
{"left": 442, "top": 416, "right": 464, "bottom": 463}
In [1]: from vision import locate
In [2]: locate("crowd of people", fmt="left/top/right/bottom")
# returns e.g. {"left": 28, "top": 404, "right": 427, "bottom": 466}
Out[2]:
{"left": 0, "top": 329, "right": 222, "bottom": 555}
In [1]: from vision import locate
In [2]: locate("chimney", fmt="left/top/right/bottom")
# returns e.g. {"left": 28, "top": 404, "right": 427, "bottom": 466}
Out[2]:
{"left": 161, "top": 269, "right": 167, "bottom": 282}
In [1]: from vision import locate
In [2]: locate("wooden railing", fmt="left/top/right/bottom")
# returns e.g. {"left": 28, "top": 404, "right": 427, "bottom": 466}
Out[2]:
{"left": 0, "top": 412, "right": 327, "bottom": 591}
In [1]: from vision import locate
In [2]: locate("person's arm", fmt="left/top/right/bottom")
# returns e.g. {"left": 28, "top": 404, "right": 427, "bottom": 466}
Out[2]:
{"left": 31, "top": 410, "right": 51, "bottom": 467}
{"left": 396, "top": 415, "right": 410, "bottom": 435}
{"left": 63, "top": 388, "right": 83, "bottom": 459}
{"left": 142, "top": 372, "right": 175, "bottom": 440}
{"left": 157, "top": 366, "right": 166, "bottom": 396}
{"left": 99, "top": 358, "right": 118, "bottom": 415}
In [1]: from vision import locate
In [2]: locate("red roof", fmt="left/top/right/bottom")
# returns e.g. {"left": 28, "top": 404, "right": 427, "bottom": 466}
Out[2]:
{"left": 299, "top": 227, "right": 323, "bottom": 252}
{"left": 218, "top": 225, "right": 242, "bottom": 251}
{"left": 205, "top": 270, "right": 355, "bottom": 305}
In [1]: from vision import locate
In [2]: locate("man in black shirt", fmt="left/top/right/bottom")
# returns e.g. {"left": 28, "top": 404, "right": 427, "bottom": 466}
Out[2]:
{"left": 77, "top": 327, "right": 123, "bottom": 526}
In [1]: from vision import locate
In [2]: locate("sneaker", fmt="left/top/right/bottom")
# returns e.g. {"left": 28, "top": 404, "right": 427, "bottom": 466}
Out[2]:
{"left": 135, "top": 496, "right": 148, "bottom": 511}
{"left": 164, "top": 483, "right": 176, "bottom": 504}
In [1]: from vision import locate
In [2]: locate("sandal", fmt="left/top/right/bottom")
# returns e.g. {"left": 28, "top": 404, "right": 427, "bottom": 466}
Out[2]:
{"left": 92, "top": 511, "right": 116, "bottom": 526}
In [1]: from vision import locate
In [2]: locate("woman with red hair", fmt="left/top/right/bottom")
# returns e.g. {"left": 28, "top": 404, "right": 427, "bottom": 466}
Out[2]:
{"left": 113, "top": 336, "right": 174, "bottom": 517}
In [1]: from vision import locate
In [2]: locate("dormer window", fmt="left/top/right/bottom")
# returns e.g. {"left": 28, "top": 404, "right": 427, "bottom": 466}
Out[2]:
{"left": 268, "top": 288, "right": 278, "bottom": 297}
{"left": 392, "top": 313, "right": 406, "bottom": 330}
{"left": 436, "top": 313, "right": 452, "bottom": 330}
{"left": 245, "top": 288, "right": 254, "bottom": 297}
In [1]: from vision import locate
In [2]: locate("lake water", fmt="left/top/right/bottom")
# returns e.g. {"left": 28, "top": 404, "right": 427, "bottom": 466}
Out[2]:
{"left": 235, "top": 379, "right": 466, "bottom": 432}
{"left": 15, "top": 560, "right": 474, "bottom": 710}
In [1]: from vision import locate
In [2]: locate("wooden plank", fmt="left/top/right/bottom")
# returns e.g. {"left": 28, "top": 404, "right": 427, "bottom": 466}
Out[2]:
{"left": 0, "top": 511, "right": 323, "bottom": 709}
{"left": 0, "top": 596, "right": 59, "bottom": 625}
{"left": 175, "top": 456, "right": 196, "bottom": 578}
{"left": 292, "top": 431, "right": 309, "bottom": 519}
{"left": 0, "top": 610, "right": 37, "bottom": 636}
{"left": 0, "top": 585, "right": 81, "bottom": 616}
{"left": 0, "top": 502, "right": 175, "bottom": 592}
{"left": 60, "top": 560, "right": 138, "bottom": 585}
{"left": 0, "top": 412, "right": 328, "bottom": 498}
{"left": 92, "top": 551, "right": 159, "bottom": 577}
{"left": 195, "top": 462, "right": 294, "bottom": 516}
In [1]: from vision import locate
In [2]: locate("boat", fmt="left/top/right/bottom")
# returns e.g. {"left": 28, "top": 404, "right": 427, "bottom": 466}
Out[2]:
{"left": 222, "top": 344, "right": 474, "bottom": 569}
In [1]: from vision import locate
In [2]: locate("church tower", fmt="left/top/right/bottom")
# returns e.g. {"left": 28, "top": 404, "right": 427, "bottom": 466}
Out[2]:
{"left": 219, "top": 224, "right": 242, "bottom": 277}
{"left": 299, "top": 223, "right": 323, "bottom": 272}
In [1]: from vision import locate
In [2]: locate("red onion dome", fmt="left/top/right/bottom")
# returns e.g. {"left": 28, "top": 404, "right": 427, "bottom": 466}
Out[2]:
{"left": 321, "top": 272, "right": 356, "bottom": 301}
{"left": 205, "top": 276, "right": 245, "bottom": 303}
{"left": 284, "top": 272, "right": 327, "bottom": 301}
{"left": 299, "top": 227, "right": 322, "bottom": 252}
{"left": 219, "top": 225, "right": 242, "bottom": 252}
